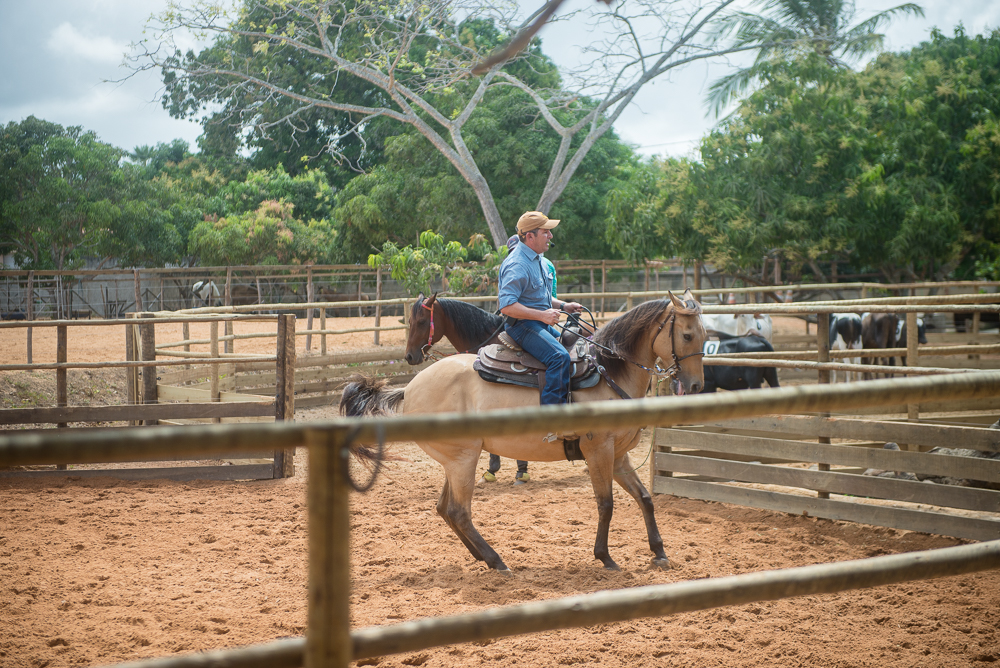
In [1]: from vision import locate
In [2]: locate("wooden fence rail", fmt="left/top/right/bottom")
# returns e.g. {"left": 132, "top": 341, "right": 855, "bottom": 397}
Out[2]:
{"left": 4, "top": 372, "right": 1000, "bottom": 466}
{"left": 107, "top": 540, "right": 1000, "bottom": 668}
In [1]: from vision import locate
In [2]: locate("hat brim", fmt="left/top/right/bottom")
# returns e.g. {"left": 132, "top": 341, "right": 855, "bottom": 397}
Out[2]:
{"left": 540, "top": 219, "right": 559, "bottom": 229}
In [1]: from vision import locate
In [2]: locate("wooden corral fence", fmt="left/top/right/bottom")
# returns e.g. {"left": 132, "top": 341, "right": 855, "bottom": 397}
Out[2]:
{"left": 0, "top": 314, "right": 295, "bottom": 481}
{"left": 150, "top": 289, "right": 1000, "bottom": 410}
{"left": 2, "top": 373, "right": 1000, "bottom": 668}
{"left": 652, "top": 299, "right": 1000, "bottom": 541}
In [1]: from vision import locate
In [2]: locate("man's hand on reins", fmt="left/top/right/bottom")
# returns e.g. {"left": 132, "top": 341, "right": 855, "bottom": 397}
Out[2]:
{"left": 560, "top": 301, "right": 583, "bottom": 314}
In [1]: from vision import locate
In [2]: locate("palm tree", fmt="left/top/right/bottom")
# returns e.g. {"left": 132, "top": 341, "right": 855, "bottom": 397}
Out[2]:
{"left": 708, "top": 0, "right": 924, "bottom": 115}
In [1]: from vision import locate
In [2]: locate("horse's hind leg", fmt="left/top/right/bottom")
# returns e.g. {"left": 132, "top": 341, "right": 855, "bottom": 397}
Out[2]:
{"left": 587, "top": 445, "right": 619, "bottom": 571}
{"left": 614, "top": 452, "right": 669, "bottom": 570}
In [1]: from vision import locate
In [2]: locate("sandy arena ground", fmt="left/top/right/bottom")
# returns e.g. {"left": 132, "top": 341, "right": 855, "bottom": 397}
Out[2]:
{"left": 1, "top": 313, "right": 998, "bottom": 667}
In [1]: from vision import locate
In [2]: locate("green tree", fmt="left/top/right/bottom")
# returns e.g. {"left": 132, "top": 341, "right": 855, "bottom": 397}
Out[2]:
{"left": 0, "top": 117, "right": 183, "bottom": 269}
{"left": 605, "top": 158, "right": 711, "bottom": 267}
{"left": 136, "top": 0, "right": 778, "bottom": 248}
{"left": 187, "top": 199, "right": 337, "bottom": 265}
{"left": 367, "top": 229, "right": 506, "bottom": 296}
{"left": 331, "top": 83, "right": 628, "bottom": 262}
{"left": 862, "top": 28, "right": 1000, "bottom": 279}
{"left": 709, "top": 0, "right": 924, "bottom": 114}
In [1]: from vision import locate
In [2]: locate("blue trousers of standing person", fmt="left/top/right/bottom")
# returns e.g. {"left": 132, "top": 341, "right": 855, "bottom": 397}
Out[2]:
{"left": 505, "top": 319, "right": 572, "bottom": 405}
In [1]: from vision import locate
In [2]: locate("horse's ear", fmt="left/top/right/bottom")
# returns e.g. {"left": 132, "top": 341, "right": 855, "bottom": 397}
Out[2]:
{"left": 416, "top": 292, "right": 425, "bottom": 302}
{"left": 668, "top": 291, "right": 684, "bottom": 309}
{"left": 426, "top": 293, "right": 438, "bottom": 307}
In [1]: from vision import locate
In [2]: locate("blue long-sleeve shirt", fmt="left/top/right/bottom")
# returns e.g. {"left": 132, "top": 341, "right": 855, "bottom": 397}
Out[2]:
{"left": 498, "top": 241, "right": 554, "bottom": 310}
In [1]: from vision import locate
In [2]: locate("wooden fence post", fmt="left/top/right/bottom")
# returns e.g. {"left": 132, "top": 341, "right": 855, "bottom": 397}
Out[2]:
{"left": 56, "top": 324, "right": 68, "bottom": 469}
{"left": 374, "top": 267, "right": 382, "bottom": 346}
{"left": 693, "top": 261, "right": 702, "bottom": 291}
{"left": 225, "top": 268, "right": 233, "bottom": 354}
{"left": 125, "top": 314, "right": 140, "bottom": 426}
{"left": 816, "top": 313, "right": 831, "bottom": 498}
{"left": 306, "top": 266, "right": 315, "bottom": 351}
{"left": 971, "top": 311, "right": 982, "bottom": 362}
{"left": 589, "top": 269, "right": 595, "bottom": 313}
{"left": 140, "top": 313, "right": 158, "bottom": 426}
{"left": 210, "top": 321, "right": 220, "bottom": 424}
{"left": 274, "top": 313, "right": 296, "bottom": 478}
{"left": 906, "top": 311, "right": 920, "bottom": 445}
{"left": 133, "top": 269, "right": 143, "bottom": 313}
{"left": 307, "top": 427, "right": 351, "bottom": 668}
{"left": 320, "top": 308, "right": 327, "bottom": 356}
{"left": 26, "top": 270, "right": 33, "bottom": 364}
{"left": 358, "top": 272, "right": 364, "bottom": 318}
{"left": 600, "top": 261, "right": 607, "bottom": 316}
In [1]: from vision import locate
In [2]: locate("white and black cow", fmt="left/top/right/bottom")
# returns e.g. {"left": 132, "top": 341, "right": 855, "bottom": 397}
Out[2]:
{"left": 829, "top": 313, "right": 863, "bottom": 382}
{"left": 896, "top": 317, "right": 928, "bottom": 346}
{"left": 700, "top": 335, "right": 780, "bottom": 393}
{"left": 701, "top": 313, "right": 773, "bottom": 342}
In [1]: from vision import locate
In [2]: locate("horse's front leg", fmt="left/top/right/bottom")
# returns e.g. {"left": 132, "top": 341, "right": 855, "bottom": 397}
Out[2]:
{"left": 614, "top": 452, "right": 669, "bottom": 570}
{"left": 430, "top": 445, "right": 511, "bottom": 573}
{"left": 586, "top": 440, "right": 619, "bottom": 571}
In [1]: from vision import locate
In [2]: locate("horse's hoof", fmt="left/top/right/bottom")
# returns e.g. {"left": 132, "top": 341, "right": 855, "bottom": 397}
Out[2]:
{"left": 603, "top": 562, "right": 621, "bottom": 571}
{"left": 651, "top": 557, "right": 670, "bottom": 570}
{"left": 480, "top": 471, "right": 496, "bottom": 484}
{"left": 495, "top": 566, "right": 514, "bottom": 577}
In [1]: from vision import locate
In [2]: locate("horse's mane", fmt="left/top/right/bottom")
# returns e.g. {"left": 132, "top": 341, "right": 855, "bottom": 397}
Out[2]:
{"left": 594, "top": 298, "right": 702, "bottom": 377}
{"left": 414, "top": 298, "right": 504, "bottom": 350}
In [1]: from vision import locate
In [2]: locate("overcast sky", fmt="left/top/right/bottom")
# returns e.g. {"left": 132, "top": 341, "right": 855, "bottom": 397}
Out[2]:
{"left": 1, "top": 0, "right": 998, "bottom": 160}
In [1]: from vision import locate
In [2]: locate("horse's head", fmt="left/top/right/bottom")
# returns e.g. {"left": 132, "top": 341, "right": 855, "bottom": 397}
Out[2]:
{"left": 654, "top": 290, "right": 706, "bottom": 396}
{"left": 404, "top": 293, "right": 438, "bottom": 365}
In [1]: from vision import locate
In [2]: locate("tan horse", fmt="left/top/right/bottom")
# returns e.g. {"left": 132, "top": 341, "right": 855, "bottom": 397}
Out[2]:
{"left": 342, "top": 291, "right": 706, "bottom": 573}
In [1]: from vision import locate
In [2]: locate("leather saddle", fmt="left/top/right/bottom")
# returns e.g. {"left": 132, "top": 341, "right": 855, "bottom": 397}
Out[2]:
{"left": 473, "top": 332, "right": 600, "bottom": 392}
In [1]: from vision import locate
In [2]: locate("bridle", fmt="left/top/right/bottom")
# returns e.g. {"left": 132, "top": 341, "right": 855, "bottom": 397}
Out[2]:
{"left": 588, "top": 302, "right": 704, "bottom": 400}
{"left": 651, "top": 306, "right": 706, "bottom": 380}
{"left": 419, "top": 299, "right": 436, "bottom": 356}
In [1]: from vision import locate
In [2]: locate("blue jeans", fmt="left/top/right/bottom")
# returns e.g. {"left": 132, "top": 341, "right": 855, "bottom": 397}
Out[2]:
{"left": 505, "top": 319, "right": 572, "bottom": 405}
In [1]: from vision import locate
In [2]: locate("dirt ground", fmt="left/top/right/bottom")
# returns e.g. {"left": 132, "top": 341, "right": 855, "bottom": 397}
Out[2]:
{"left": 1, "top": 441, "right": 998, "bottom": 668}
{"left": 2, "top": 313, "right": 999, "bottom": 667}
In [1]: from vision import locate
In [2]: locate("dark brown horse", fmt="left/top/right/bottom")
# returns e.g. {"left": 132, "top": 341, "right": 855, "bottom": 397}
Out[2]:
{"left": 403, "top": 294, "right": 524, "bottom": 480}
{"left": 403, "top": 294, "right": 506, "bottom": 365}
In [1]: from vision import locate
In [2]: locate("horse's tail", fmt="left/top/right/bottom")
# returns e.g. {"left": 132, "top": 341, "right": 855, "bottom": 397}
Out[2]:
{"left": 340, "top": 375, "right": 405, "bottom": 418}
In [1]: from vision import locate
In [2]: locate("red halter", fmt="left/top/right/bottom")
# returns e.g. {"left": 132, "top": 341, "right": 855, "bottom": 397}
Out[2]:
{"left": 421, "top": 300, "right": 435, "bottom": 351}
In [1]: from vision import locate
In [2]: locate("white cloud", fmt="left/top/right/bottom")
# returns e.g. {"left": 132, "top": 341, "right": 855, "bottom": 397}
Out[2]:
{"left": 47, "top": 22, "right": 125, "bottom": 64}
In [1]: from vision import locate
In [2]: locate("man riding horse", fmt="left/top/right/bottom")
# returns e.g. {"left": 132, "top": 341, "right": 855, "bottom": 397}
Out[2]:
{"left": 498, "top": 211, "right": 584, "bottom": 410}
